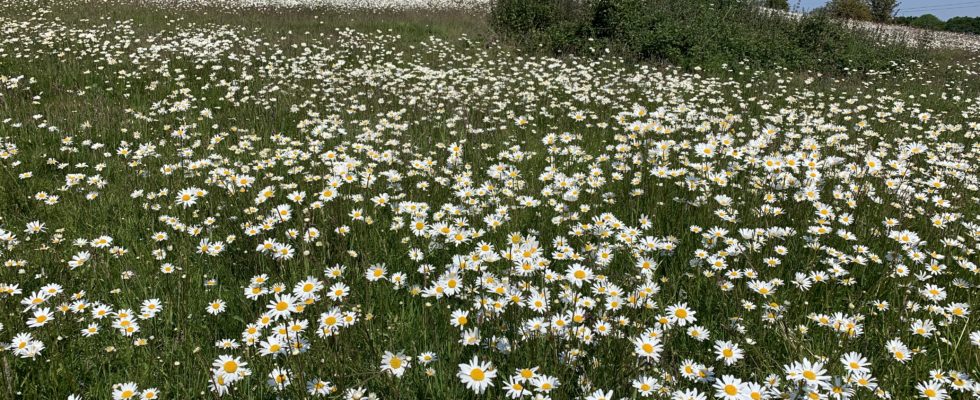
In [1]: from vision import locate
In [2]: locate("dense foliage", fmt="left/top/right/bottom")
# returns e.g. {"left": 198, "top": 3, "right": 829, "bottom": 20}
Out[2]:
{"left": 823, "top": 0, "right": 873, "bottom": 21}
{"left": 490, "top": 0, "right": 921, "bottom": 74}
{"left": 867, "top": 0, "right": 898, "bottom": 22}
{"left": 764, "top": 0, "right": 789, "bottom": 11}
{"left": 896, "top": 14, "right": 980, "bottom": 35}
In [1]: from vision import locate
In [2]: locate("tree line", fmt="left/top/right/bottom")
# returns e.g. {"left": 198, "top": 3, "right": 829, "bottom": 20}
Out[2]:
{"left": 763, "top": 0, "right": 980, "bottom": 35}
{"left": 894, "top": 15, "right": 980, "bottom": 34}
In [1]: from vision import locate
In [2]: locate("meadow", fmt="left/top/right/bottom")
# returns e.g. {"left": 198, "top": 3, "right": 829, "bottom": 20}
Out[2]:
{"left": 0, "top": 0, "right": 979, "bottom": 399}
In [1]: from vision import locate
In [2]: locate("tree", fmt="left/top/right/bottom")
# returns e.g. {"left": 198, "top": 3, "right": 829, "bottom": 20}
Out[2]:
{"left": 825, "top": 0, "right": 872, "bottom": 21}
{"left": 868, "top": 0, "right": 898, "bottom": 22}
{"left": 765, "top": 0, "right": 789, "bottom": 11}
{"left": 944, "top": 16, "right": 980, "bottom": 35}
{"left": 905, "top": 14, "right": 945, "bottom": 30}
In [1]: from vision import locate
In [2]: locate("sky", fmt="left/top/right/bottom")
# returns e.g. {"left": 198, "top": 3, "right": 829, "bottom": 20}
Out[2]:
{"left": 795, "top": 0, "right": 980, "bottom": 19}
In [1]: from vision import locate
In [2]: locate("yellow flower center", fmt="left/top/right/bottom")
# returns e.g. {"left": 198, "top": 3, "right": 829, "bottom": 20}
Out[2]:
{"left": 223, "top": 361, "right": 238, "bottom": 373}
{"left": 470, "top": 368, "right": 485, "bottom": 381}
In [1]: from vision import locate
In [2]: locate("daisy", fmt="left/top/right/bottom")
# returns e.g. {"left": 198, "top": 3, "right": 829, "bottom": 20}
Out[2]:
{"left": 632, "top": 336, "right": 662, "bottom": 360}
{"left": 365, "top": 264, "right": 387, "bottom": 282}
{"left": 307, "top": 379, "right": 333, "bottom": 396}
{"left": 787, "top": 358, "right": 831, "bottom": 388}
{"left": 141, "top": 388, "right": 160, "bottom": 399}
{"left": 457, "top": 356, "right": 496, "bottom": 394}
{"left": 531, "top": 375, "right": 559, "bottom": 393}
{"left": 327, "top": 282, "right": 349, "bottom": 301}
{"left": 713, "top": 375, "right": 748, "bottom": 400}
{"left": 916, "top": 380, "right": 948, "bottom": 399}
{"left": 886, "top": 338, "right": 912, "bottom": 363}
{"left": 714, "top": 340, "right": 744, "bottom": 366}
{"left": 112, "top": 382, "right": 140, "bottom": 400}
{"left": 213, "top": 355, "right": 247, "bottom": 379}
{"left": 27, "top": 308, "right": 53, "bottom": 328}
{"left": 206, "top": 300, "right": 227, "bottom": 315}
{"left": 267, "top": 294, "right": 297, "bottom": 320}
{"left": 632, "top": 376, "right": 659, "bottom": 396}
{"left": 503, "top": 376, "right": 528, "bottom": 398}
{"left": 840, "top": 352, "right": 870, "bottom": 375}
{"left": 381, "top": 351, "right": 411, "bottom": 377}
{"left": 81, "top": 323, "right": 99, "bottom": 337}
{"left": 585, "top": 389, "right": 614, "bottom": 400}
{"left": 418, "top": 352, "right": 437, "bottom": 365}
{"left": 672, "top": 388, "right": 707, "bottom": 400}
{"left": 8, "top": 333, "right": 33, "bottom": 352}
{"left": 666, "top": 302, "right": 696, "bottom": 326}
{"left": 268, "top": 367, "right": 291, "bottom": 390}
{"left": 259, "top": 337, "right": 286, "bottom": 357}
{"left": 450, "top": 309, "right": 469, "bottom": 328}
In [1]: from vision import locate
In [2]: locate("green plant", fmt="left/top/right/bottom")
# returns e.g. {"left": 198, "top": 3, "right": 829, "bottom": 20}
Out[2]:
{"left": 868, "top": 0, "right": 898, "bottom": 22}
{"left": 895, "top": 13, "right": 945, "bottom": 31}
{"left": 489, "top": 0, "right": 591, "bottom": 53}
{"left": 488, "top": 0, "right": 924, "bottom": 75}
{"left": 943, "top": 16, "right": 980, "bottom": 34}
{"left": 825, "top": 0, "right": 872, "bottom": 21}
{"left": 765, "top": 0, "right": 790, "bottom": 11}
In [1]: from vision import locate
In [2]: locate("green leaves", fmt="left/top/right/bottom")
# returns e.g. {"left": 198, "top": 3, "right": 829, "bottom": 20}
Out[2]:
{"left": 488, "top": 0, "right": 932, "bottom": 75}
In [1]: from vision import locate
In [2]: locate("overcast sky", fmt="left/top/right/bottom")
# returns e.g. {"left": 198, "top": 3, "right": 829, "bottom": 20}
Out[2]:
{"left": 794, "top": 0, "right": 980, "bottom": 19}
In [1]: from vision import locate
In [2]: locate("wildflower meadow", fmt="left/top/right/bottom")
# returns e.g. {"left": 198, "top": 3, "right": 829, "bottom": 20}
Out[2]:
{"left": 0, "top": 0, "right": 978, "bottom": 399}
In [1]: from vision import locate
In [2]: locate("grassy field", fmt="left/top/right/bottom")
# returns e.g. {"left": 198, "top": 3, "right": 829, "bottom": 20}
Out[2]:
{"left": 0, "top": 0, "right": 979, "bottom": 399}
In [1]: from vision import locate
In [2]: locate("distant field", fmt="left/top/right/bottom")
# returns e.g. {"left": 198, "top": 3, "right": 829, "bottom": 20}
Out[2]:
{"left": 0, "top": 1, "right": 978, "bottom": 399}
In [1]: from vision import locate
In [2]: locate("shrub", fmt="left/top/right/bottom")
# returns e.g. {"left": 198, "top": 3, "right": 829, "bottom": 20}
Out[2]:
{"left": 765, "top": 0, "right": 790, "bottom": 11}
{"left": 489, "top": 0, "right": 920, "bottom": 75}
{"left": 825, "top": 0, "right": 872, "bottom": 21}
{"left": 893, "top": 14, "right": 980, "bottom": 34}
{"left": 489, "top": 0, "right": 591, "bottom": 53}
{"left": 868, "top": 0, "right": 898, "bottom": 22}
{"left": 944, "top": 16, "right": 980, "bottom": 35}
{"left": 895, "top": 14, "right": 946, "bottom": 31}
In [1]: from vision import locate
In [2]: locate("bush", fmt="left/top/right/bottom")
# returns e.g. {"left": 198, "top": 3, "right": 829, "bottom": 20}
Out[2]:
{"left": 825, "top": 0, "right": 872, "bottom": 21}
{"left": 765, "top": 0, "right": 790, "bottom": 11}
{"left": 489, "top": 0, "right": 590, "bottom": 52}
{"left": 489, "top": 0, "right": 919, "bottom": 74}
{"left": 895, "top": 14, "right": 945, "bottom": 31}
{"left": 893, "top": 14, "right": 980, "bottom": 35}
{"left": 944, "top": 16, "right": 980, "bottom": 35}
{"left": 868, "top": 0, "right": 898, "bottom": 22}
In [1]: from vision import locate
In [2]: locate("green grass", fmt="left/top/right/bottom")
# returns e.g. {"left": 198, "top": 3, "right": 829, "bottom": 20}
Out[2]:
{"left": 0, "top": 0, "right": 978, "bottom": 399}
